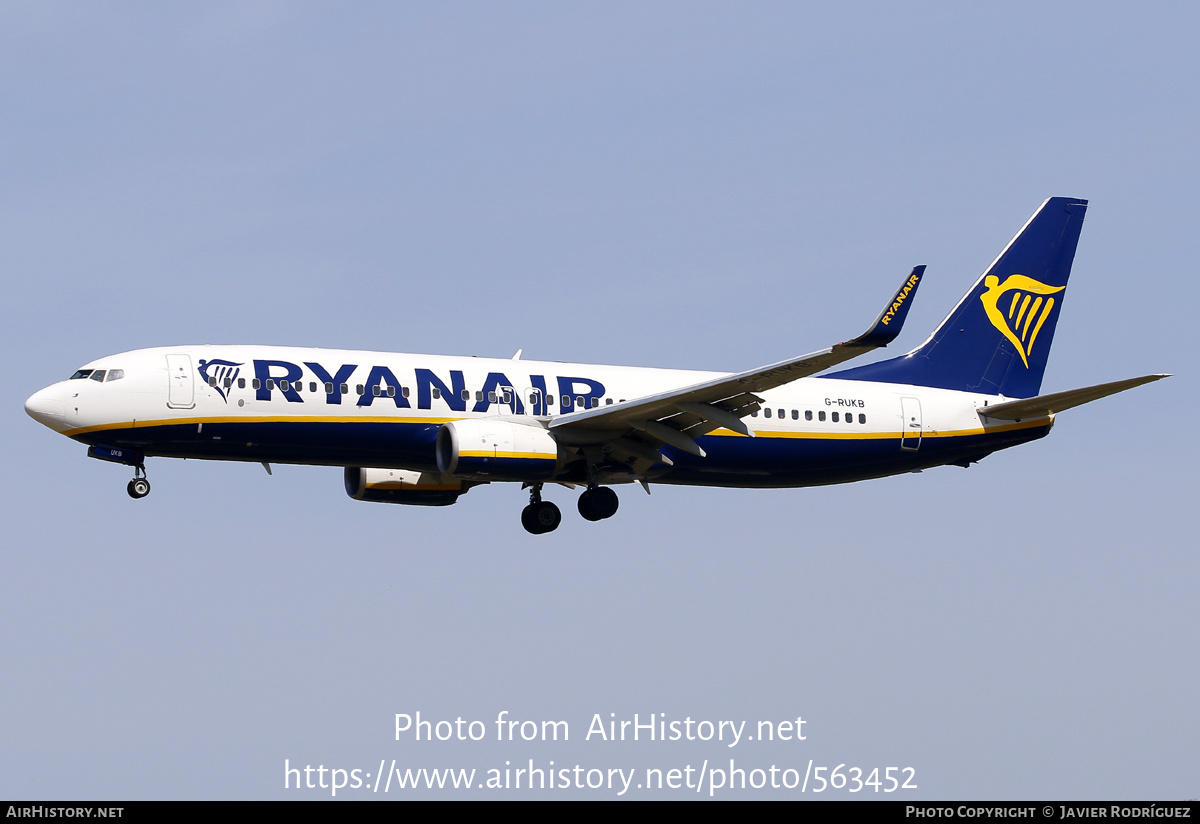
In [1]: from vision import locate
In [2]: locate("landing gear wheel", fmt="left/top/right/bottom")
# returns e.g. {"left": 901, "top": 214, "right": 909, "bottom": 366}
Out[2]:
{"left": 578, "top": 486, "right": 619, "bottom": 521}
{"left": 521, "top": 501, "right": 561, "bottom": 534}
{"left": 127, "top": 478, "right": 151, "bottom": 499}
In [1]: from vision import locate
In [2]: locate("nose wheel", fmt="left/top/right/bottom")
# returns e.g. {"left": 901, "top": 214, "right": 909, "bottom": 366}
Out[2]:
{"left": 126, "top": 466, "right": 150, "bottom": 499}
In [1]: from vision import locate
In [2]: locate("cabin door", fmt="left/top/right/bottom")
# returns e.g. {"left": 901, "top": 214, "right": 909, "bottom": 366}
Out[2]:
{"left": 900, "top": 396, "right": 922, "bottom": 451}
{"left": 166, "top": 354, "right": 195, "bottom": 409}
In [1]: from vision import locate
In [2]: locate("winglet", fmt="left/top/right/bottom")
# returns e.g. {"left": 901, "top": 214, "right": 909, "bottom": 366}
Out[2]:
{"left": 843, "top": 265, "right": 926, "bottom": 348}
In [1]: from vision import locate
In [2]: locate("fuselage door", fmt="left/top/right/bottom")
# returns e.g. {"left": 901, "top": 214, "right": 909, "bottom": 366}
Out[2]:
{"left": 900, "top": 396, "right": 922, "bottom": 451}
{"left": 166, "top": 354, "right": 195, "bottom": 409}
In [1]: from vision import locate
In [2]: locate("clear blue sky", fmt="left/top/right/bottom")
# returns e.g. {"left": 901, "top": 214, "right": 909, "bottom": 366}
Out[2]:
{"left": 2, "top": 2, "right": 1195, "bottom": 799}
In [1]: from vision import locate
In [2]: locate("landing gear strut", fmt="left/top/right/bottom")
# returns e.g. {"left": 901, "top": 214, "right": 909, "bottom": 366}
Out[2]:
{"left": 126, "top": 465, "right": 150, "bottom": 499}
{"left": 520, "top": 483, "right": 561, "bottom": 534}
{"left": 577, "top": 486, "right": 619, "bottom": 521}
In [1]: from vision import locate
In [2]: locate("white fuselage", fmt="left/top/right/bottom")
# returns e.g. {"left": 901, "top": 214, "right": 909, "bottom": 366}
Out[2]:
{"left": 26, "top": 345, "right": 1049, "bottom": 489}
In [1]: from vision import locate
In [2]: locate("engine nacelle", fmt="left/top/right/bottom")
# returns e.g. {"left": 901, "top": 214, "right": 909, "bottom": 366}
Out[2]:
{"left": 436, "top": 419, "right": 560, "bottom": 481}
{"left": 344, "top": 467, "right": 468, "bottom": 507}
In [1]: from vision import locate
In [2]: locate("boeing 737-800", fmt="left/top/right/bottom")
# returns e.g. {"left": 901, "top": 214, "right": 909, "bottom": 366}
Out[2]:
{"left": 25, "top": 197, "right": 1167, "bottom": 533}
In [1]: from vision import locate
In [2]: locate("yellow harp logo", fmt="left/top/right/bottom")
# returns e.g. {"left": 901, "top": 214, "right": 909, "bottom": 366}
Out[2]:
{"left": 979, "top": 274, "right": 1066, "bottom": 368}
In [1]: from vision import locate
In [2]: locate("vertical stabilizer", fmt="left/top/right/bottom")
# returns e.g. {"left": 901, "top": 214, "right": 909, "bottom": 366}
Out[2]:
{"left": 829, "top": 197, "right": 1088, "bottom": 397}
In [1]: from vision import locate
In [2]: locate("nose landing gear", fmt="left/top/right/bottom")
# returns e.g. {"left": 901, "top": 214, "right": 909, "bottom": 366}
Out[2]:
{"left": 126, "top": 465, "right": 150, "bottom": 499}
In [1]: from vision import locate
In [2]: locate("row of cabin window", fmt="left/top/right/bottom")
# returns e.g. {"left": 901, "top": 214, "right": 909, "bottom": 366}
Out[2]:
{"left": 751, "top": 407, "right": 868, "bottom": 425}
{"left": 208, "top": 375, "right": 622, "bottom": 409}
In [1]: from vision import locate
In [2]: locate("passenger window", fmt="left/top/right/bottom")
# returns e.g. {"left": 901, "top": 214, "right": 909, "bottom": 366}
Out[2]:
{"left": 432, "top": 388, "right": 442, "bottom": 399}
{"left": 818, "top": 411, "right": 825, "bottom": 421}
{"left": 324, "top": 382, "right": 334, "bottom": 394}
{"left": 341, "top": 384, "right": 349, "bottom": 394}
{"left": 606, "top": 398, "right": 613, "bottom": 405}
{"left": 91, "top": 370, "right": 107, "bottom": 382}
{"left": 805, "top": 410, "right": 812, "bottom": 421}
{"left": 777, "top": 408, "right": 784, "bottom": 418}
{"left": 561, "top": 395, "right": 569, "bottom": 407}
{"left": 239, "top": 378, "right": 246, "bottom": 389}
{"left": 461, "top": 389, "right": 470, "bottom": 401}
{"left": 294, "top": 381, "right": 302, "bottom": 392}
{"left": 751, "top": 410, "right": 758, "bottom": 417}
{"left": 488, "top": 391, "right": 497, "bottom": 403}
{"left": 476, "top": 391, "right": 483, "bottom": 402}
{"left": 357, "top": 385, "right": 364, "bottom": 395}
{"left": 207, "top": 376, "right": 216, "bottom": 386}
{"left": 386, "top": 386, "right": 395, "bottom": 397}
{"left": 374, "top": 386, "right": 382, "bottom": 397}
{"left": 764, "top": 409, "right": 772, "bottom": 418}
{"left": 266, "top": 379, "right": 275, "bottom": 391}
{"left": 310, "top": 382, "right": 317, "bottom": 393}
{"left": 859, "top": 413, "right": 866, "bottom": 424}
{"left": 253, "top": 379, "right": 261, "bottom": 390}
{"left": 402, "top": 386, "right": 410, "bottom": 398}
{"left": 546, "top": 395, "right": 554, "bottom": 406}
{"left": 108, "top": 370, "right": 124, "bottom": 382}
{"left": 575, "top": 396, "right": 584, "bottom": 409}
{"left": 223, "top": 378, "right": 232, "bottom": 389}
{"left": 832, "top": 412, "right": 839, "bottom": 422}
{"left": 792, "top": 409, "right": 799, "bottom": 420}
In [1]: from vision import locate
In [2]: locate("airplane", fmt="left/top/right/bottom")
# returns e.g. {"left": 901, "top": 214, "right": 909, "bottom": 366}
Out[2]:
{"left": 24, "top": 197, "right": 1168, "bottom": 534}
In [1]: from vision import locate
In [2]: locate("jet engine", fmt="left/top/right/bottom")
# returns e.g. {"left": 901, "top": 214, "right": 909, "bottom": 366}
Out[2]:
{"left": 436, "top": 419, "right": 560, "bottom": 481}
{"left": 344, "top": 467, "right": 469, "bottom": 506}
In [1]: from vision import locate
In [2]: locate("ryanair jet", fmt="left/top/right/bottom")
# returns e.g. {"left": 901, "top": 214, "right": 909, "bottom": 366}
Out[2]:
{"left": 25, "top": 197, "right": 1167, "bottom": 534}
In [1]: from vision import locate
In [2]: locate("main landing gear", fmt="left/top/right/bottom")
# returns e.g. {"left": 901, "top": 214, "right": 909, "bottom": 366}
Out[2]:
{"left": 126, "top": 465, "right": 151, "bottom": 499}
{"left": 520, "top": 483, "right": 620, "bottom": 533}
{"left": 577, "top": 486, "right": 619, "bottom": 521}
{"left": 521, "top": 484, "right": 561, "bottom": 535}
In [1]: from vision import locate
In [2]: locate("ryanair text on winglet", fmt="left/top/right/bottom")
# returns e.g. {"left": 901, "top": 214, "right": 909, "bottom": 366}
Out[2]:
{"left": 880, "top": 271, "right": 921, "bottom": 326}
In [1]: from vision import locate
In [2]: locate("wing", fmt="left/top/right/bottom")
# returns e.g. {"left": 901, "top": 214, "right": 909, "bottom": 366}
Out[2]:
{"left": 549, "top": 266, "right": 925, "bottom": 466}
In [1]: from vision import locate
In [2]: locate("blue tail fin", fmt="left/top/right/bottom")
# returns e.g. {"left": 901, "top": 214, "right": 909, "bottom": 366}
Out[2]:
{"left": 829, "top": 197, "right": 1088, "bottom": 398}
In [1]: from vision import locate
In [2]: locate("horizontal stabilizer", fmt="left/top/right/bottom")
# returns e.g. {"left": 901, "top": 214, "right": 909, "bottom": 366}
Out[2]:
{"left": 979, "top": 374, "right": 1170, "bottom": 421}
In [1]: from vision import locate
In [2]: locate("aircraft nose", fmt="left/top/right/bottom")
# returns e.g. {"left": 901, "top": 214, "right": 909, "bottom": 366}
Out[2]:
{"left": 25, "top": 384, "right": 68, "bottom": 431}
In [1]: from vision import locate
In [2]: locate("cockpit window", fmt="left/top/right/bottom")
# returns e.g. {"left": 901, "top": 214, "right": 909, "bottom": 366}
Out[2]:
{"left": 107, "top": 369, "right": 124, "bottom": 381}
{"left": 70, "top": 369, "right": 93, "bottom": 380}
{"left": 90, "top": 370, "right": 107, "bottom": 382}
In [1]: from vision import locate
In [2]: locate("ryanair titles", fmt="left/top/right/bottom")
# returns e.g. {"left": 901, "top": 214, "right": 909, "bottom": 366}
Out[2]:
{"left": 210, "top": 358, "right": 607, "bottom": 416}
{"left": 880, "top": 271, "right": 921, "bottom": 326}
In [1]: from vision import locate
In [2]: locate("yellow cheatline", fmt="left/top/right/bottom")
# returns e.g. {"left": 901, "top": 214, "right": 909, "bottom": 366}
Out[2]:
{"left": 63, "top": 413, "right": 464, "bottom": 437}
{"left": 66, "top": 413, "right": 1050, "bottom": 443}
{"left": 718, "top": 417, "right": 1048, "bottom": 441}
{"left": 459, "top": 451, "right": 554, "bottom": 461}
